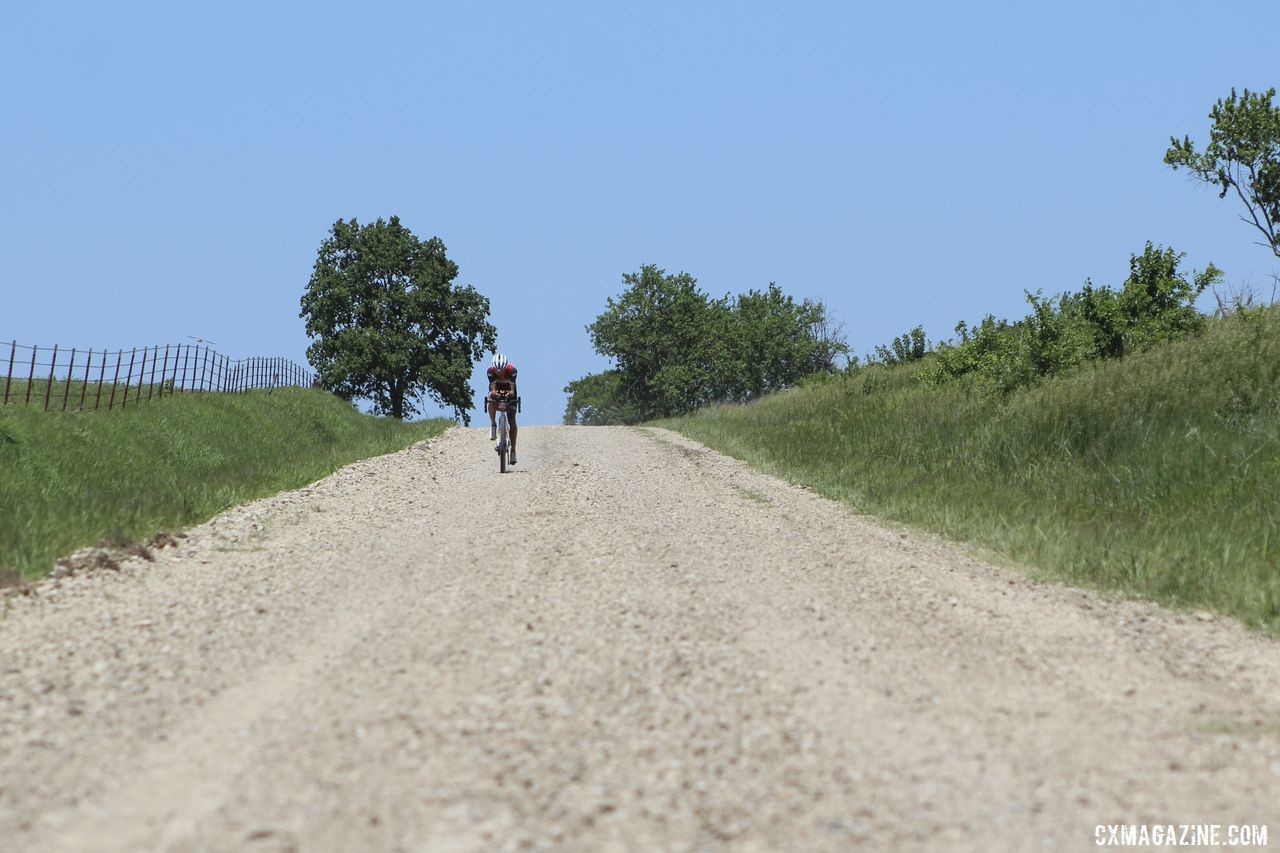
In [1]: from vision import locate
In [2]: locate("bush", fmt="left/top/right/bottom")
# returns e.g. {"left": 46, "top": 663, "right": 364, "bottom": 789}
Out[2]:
{"left": 924, "top": 243, "right": 1220, "bottom": 392}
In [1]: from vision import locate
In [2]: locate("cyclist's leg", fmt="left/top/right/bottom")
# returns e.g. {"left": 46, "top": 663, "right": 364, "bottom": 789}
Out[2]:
{"left": 487, "top": 396, "right": 497, "bottom": 439}
{"left": 508, "top": 412, "right": 518, "bottom": 462}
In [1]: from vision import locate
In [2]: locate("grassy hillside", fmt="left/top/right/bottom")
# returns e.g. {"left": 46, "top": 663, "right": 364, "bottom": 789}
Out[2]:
{"left": 0, "top": 388, "right": 448, "bottom": 579}
{"left": 664, "top": 308, "right": 1280, "bottom": 632}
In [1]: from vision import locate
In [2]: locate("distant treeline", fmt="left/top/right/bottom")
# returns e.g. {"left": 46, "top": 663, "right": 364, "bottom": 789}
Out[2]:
{"left": 566, "top": 243, "right": 1234, "bottom": 427}
{"left": 565, "top": 85, "right": 1278, "bottom": 425}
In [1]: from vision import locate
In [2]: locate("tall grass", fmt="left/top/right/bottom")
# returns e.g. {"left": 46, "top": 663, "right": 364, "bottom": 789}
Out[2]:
{"left": 0, "top": 388, "right": 447, "bottom": 578}
{"left": 665, "top": 308, "right": 1280, "bottom": 632}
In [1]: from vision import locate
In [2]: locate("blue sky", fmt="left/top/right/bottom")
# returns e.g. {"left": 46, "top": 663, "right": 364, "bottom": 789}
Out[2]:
{"left": 3, "top": 1, "right": 1277, "bottom": 425}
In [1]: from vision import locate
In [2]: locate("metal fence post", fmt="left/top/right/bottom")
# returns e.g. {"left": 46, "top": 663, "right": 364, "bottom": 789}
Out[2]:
{"left": 121, "top": 348, "right": 137, "bottom": 408}
{"left": 159, "top": 345, "right": 172, "bottom": 397}
{"left": 135, "top": 347, "right": 148, "bottom": 404}
{"left": 3, "top": 341, "right": 14, "bottom": 405}
{"left": 43, "top": 345, "right": 58, "bottom": 410}
{"left": 80, "top": 348, "right": 92, "bottom": 410}
{"left": 62, "top": 348, "right": 76, "bottom": 411}
{"left": 108, "top": 350, "right": 122, "bottom": 410}
{"left": 25, "top": 345, "right": 37, "bottom": 405}
{"left": 96, "top": 349, "right": 108, "bottom": 411}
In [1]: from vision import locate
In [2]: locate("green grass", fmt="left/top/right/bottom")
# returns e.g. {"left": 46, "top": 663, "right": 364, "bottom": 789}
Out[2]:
{"left": 663, "top": 308, "right": 1280, "bottom": 632}
{"left": 0, "top": 388, "right": 448, "bottom": 579}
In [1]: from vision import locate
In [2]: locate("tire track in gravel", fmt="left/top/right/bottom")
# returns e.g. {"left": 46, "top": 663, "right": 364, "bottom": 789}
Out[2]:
{"left": 2, "top": 425, "right": 1279, "bottom": 851}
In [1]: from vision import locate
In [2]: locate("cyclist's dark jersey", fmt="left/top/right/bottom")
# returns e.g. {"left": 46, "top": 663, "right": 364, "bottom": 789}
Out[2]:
{"left": 487, "top": 363, "right": 518, "bottom": 405}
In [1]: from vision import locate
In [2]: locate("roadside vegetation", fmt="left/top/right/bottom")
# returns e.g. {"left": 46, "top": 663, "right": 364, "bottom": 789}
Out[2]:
{"left": 663, "top": 304, "right": 1280, "bottom": 631}
{"left": 0, "top": 389, "right": 447, "bottom": 580}
{"left": 651, "top": 87, "right": 1280, "bottom": 629}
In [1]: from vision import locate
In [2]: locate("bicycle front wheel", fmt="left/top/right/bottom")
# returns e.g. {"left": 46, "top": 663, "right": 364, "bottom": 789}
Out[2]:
{"left": 497, "top": 412, "right": 508, "bottom": 474}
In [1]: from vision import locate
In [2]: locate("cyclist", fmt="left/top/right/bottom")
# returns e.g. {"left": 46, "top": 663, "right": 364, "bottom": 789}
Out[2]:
{"left": 486, "top": 352, "right": 518, "bottom": 465}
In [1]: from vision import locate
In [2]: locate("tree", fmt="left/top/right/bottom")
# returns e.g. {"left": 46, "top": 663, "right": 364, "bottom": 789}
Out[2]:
{"left": 562, "top": 370, "right": 638, "bottom": 425}
{"left": 570, "top": 265, "right": 848, "bottom": 423}
{"left": 730, "top": 285, "right": 849, "bottom": 400}
{"left": 299, "top": 217, "right": 496, "bottom": 422}
{"left": 586, "top": 265, "right": 732, "bottom": 420}
{"left": 1166, "top": 87, "right": 1280, "bottom": 258}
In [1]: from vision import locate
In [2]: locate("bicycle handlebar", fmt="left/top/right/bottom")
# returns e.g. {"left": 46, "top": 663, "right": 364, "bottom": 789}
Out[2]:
{"left": 479, "top": 395, "right": 521, "bottom": 413}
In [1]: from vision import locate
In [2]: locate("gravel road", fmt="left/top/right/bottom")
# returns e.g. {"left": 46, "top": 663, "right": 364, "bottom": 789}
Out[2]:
{"left": 2, "top": 425, "right": 1278, "bottom": 851}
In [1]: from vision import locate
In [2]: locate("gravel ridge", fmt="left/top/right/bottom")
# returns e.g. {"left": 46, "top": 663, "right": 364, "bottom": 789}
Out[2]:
{"left": 1, "top": 424, "right": 1277, "bottom": 851}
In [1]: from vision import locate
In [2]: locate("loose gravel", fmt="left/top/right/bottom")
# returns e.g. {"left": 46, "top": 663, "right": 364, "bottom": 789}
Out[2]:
{"left": 1, "top": 425, "right": 1278, "bottom": 851}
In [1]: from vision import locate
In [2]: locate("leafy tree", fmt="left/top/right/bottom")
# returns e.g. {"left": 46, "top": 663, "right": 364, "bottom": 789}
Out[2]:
{"left": 568, "top": 265, "right": 846, "bottom": 423}
{"left": 1166, "top": 87, "right": 1280, "bottom": 258}
{"left": 299, "top": 217, "right": 496, "bottom": 422}
{"left": 730, "top": 285, "right": 848, "bottom": 400}
{"left": 586, "top": 265, "right": 733, "bottom": 420}
{"left": 563, "top": 370, "right": 638, "bottom": 425}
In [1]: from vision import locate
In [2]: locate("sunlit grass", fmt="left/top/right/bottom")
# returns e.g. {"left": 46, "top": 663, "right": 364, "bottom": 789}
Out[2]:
{"left": 0, "top": 388, "right": 448, "bottom": 578}
{"left": 664, "top": 308, "right": 1280, "bottom": 632}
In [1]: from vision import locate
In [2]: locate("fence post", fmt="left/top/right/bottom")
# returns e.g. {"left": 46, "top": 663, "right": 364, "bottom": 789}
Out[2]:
{"left": 159, "top": 345, "right": 171, "bottom": 398}
{"left": 3, "top": 341, "right": 14, "bottom": 405}
{"left": 135, "top": 347, "right": 148, "bottom": 404}
{"left": 108, "top": 350, "right": 122, "bottom": 410}
{"left": 43, "top": 345, "right": 58, "bottom": 411}
{"left": 121, "top": 348, "right": 137, "bottom": 408}
{"left": 80, "top": 349, "right": 92, "bottom": 410}
{"left": 62, "top": 348, "right": 76, "bottom": 411}
{"left": 25, "top": 345, "right": 37, "bottom": 405}
{"left": 202, "top": 347, "right": 211, "bottom": 391}
{"left": 146, "top": 346, "right": 155, "bottom": 400}
{"left": 96, "top": 349, "right": 108, "bottom": 411}
{"left": 180, "top": 345, "right": 192, "bottom": 392}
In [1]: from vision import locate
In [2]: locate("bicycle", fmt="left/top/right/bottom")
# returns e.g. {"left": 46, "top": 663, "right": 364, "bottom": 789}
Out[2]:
{"left": 483, "top": 394, "right": 521, "bottom": 474}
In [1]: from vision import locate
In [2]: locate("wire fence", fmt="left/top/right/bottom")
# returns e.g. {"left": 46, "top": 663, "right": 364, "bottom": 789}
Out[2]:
{"left": 1, "top": 341, "right": 317, "bottom": 412}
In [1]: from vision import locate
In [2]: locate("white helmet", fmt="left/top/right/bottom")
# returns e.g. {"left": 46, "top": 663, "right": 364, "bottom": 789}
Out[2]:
{"left": 491, "top": 353, "right": 508, "bottom": 370}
